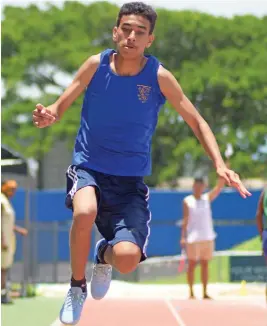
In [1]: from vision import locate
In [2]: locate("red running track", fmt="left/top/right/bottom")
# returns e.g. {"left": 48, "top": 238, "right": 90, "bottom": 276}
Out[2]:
{"left": 52, "top": 298, "right": 267, "bottom": 326}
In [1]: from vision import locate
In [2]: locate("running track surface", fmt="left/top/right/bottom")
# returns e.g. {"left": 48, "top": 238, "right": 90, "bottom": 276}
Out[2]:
{"left": 52, "top": 298, "right": 267, "bottom": 326}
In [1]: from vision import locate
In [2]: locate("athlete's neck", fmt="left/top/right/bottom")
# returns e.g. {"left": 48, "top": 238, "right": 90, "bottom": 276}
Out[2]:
{"left": 112, "top": 53, "right": 146, "bottom": 76}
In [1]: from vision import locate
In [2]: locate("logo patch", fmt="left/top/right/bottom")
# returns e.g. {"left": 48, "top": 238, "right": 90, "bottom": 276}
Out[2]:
{"left": 137, "top": 85, "right": 151, "bottom": 103}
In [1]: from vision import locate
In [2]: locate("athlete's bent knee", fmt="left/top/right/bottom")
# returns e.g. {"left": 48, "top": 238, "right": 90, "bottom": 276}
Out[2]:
{"left": 113, "top": 242, "right": 141, "bottom": 274}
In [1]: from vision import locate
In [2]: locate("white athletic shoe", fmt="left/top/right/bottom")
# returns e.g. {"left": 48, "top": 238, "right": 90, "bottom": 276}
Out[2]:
{"left": 59, "top": 287, "right": 87, "bottom": 325}
{"left": 90, "top": 239, "right": 112, "bottom": 300}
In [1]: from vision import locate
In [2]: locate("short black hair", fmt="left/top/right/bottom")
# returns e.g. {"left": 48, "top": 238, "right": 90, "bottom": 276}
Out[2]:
{"left": 117, "top": 2, "right": 157, "bottom": 34}
{"left": 194, "top": 177, "right": 205, "bottom": 184}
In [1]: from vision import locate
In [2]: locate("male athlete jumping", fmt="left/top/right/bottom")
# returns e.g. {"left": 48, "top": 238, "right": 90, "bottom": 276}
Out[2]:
{"left": 32, "top": 2, "right": 251, "bottom": 324}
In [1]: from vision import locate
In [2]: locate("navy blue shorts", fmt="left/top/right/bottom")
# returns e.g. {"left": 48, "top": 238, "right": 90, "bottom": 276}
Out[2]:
{"left": 262, "top": 230, "right": 267, "bottom": 257}
{"left": 65, "top": 165, "right": 151, "bottom": 262}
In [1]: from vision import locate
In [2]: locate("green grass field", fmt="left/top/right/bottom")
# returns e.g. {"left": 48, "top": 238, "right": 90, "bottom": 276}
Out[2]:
{"left": 1, "top": 236, "right": 261, "bottom": 326}
{"left": 1, "top": 297, "right": 62, "bottom": 326}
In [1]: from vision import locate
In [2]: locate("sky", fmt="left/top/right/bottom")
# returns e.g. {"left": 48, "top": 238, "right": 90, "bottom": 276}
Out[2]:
{"left": 1, "top": 0, "right": 267, "bottom": 17}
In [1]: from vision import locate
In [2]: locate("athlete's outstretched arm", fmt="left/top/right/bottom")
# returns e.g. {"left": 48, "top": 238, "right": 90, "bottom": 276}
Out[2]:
{"left": 158, "top": 66, "right": 251, "bottom": 198}
{"left": 32, "top": 54, "right": 101, "bottom": 128}
{"left": 53, "top": 54, "right": 100, "bottom": 118}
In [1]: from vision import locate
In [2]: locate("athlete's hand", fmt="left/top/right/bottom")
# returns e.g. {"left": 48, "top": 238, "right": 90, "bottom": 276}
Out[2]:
{"left": 216, "top": 167, "right": 251, "bottom": 198}
{"left": 32, "top": 103, "right": 58, "bottom": 128}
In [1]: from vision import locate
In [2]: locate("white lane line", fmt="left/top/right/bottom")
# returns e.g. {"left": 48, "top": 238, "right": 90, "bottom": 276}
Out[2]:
{"left": 164, "top": 299, "right": 187, "bottom": 326}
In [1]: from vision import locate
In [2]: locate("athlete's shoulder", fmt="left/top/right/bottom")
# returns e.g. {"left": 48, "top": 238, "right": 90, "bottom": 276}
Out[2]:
{"left": 156, "top": 65, "right": 183, "bottom": 102}
{"left": 79, "top": 53, "right": 101, "bottom": 82}
{"left": 87, "top": 53, "right": 101, "bottom": 68}
{"left": 99, "top": 48, "right": 115, "bottom": 61}
{"left": 79, "top": 53, "right": 101, "bottom": 75}
{"left": 87, "top": 49, "right": 115, "bottom": 71}
{"left": 157, "top": 64, "right": 175, "bottom": 82}
{"left": 157, "top": 65, "right": 180, "bottom": 87}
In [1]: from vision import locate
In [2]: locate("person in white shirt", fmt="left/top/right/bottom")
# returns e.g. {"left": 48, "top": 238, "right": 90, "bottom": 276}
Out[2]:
{"left": 180, "top": 176, "right": 225, "bottom": 299}
{"left": 1, "top": 180, "right": 28, "bottom": 304}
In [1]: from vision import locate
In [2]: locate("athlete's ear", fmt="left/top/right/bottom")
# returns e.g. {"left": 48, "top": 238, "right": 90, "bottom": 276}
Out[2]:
{"left": 146, "top": 34, "right": 155, "bottom": 48}
{"left": 113, "top": 26, "right": 118, "bottom": 43}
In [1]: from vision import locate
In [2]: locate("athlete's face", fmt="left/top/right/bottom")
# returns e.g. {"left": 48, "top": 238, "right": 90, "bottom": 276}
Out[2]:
{"left": 193, "top": 181, "right": 206, "bottom": 196}
{"left": 113, "top": 15, "right": 154, "bottom": 58}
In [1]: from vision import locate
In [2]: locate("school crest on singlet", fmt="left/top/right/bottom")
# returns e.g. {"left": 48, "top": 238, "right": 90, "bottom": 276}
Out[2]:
{"left": 137, "top": 84, "right": 151, "bottom": 103}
